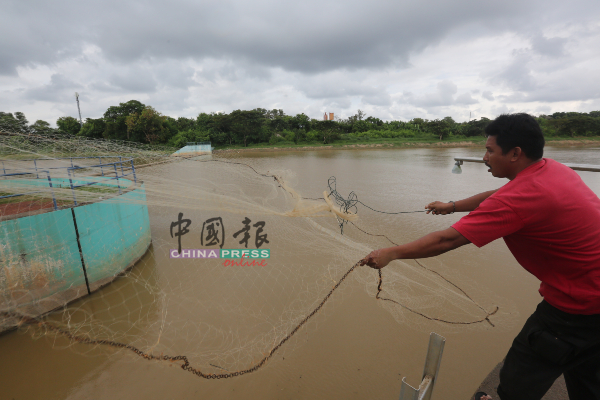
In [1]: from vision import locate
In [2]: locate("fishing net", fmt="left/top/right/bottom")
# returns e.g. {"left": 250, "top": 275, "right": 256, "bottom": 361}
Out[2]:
{"left": 0, "top": 129, "right": 509, "bottom": 378}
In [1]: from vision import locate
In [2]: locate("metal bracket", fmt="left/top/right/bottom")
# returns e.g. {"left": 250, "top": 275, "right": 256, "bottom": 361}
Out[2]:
{"left": 399, "top": 332, "right": 446, "bottom": 400}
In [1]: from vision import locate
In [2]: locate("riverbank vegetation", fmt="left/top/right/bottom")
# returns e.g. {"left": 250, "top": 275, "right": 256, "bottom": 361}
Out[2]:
{"left": 1, "top": 101, "right": 599, "bottom": 150}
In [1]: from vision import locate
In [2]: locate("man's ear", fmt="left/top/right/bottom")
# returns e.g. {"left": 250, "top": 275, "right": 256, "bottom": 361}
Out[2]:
{"left": 511, "top": 147, "right": 522, "bottom": 161}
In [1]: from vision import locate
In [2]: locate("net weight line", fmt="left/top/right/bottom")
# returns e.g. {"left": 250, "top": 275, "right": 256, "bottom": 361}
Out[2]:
{"left": 376, "top": 268, "right": 498, "bottom": 327}
{"left": 0, "top": 158, "right": 498, "bottom": 378}
{"left": 0, "top": 262, "right": 360, "bottom": 379}
{"left": 349, "top": 221, "right": 498, "bottom": 326}
{"left": 0, "top": 257, "right": 497, "bottom": 379}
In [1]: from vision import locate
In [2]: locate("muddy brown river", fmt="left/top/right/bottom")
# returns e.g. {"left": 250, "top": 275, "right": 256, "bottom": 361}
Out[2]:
{"left": 1, "top": 145, "right": 599, "bottom": 400}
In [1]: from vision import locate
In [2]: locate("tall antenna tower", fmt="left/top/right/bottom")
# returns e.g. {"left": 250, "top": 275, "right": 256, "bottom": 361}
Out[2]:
{"left": 75, "top": 92, "right": 83, "bottom": 127}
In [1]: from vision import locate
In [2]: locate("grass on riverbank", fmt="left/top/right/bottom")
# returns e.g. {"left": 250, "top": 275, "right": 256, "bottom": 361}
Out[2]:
{"left": 212, "top": 135, "right": 600, "bottom": 152}
{"left": 214, "top": 136, "right": 484, "bottom": 151}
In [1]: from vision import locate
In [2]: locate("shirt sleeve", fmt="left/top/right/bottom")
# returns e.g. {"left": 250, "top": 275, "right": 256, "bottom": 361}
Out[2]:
{"left": 452, "top": 197, "right": 524, "bottom": 248}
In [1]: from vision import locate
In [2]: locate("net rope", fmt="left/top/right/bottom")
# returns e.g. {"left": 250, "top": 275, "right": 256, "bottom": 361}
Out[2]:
{"left": 0, "top": 127, "right": 507, "bottom": 378}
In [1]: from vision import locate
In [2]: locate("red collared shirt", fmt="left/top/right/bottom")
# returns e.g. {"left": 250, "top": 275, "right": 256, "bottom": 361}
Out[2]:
{"left": 453, "top": 158, "right": 600, "bottom": 314}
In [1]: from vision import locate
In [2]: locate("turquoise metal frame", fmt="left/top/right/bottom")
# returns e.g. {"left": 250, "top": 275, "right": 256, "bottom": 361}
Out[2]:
{"left": 0, "top": 160, "right": 151, "bottom": 332}
{"left": 0, "top": 157, "right": 137, "bottom": 210}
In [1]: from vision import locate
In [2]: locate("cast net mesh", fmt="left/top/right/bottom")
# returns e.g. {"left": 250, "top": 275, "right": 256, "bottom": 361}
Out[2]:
{"left": 0, "top": 129, "right": 509, "bottom": 377}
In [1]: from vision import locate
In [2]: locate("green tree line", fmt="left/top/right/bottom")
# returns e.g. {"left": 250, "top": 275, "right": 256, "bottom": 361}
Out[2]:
{"left": 2, "top": 101, "right": 600, "bottom": 148}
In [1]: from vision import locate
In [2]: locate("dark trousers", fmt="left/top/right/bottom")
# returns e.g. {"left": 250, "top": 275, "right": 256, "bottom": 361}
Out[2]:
{"left": 498, "top": 300, "right": 600, "bottom": 400}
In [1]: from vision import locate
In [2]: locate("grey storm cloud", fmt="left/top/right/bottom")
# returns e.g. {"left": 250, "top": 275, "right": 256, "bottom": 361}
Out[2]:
{"left": 24, "top": 74, "right": 82, "bottom": 102}
{"left": 500, "top": 70, "right": 600, "bottom": 104}
{"left": 0, "top": 0, "right": 546, "bottom": 75}
{"left": 482, "top": 91, "right": 495, "bottom": 101}
{"left": 402, "top": 81, "right": 479, "bottom": 108}
{"left": 493, "top": 52, "right": 537, "bottom": 93}
{"left": 407, "top": 80, "right": 460, "bottom": 108}
{"left": 2, "top": 0, "right": 600, "bottom": 123}
{"left": 109, "top": 69, "right": 158, "bottom": 93}
{"left": 198, "top": 61, "right": 271, "bottom": 83}
{"left": 299, "top": 77, "right": 391, "bottom": 106}
{"left": 531, "top": 34, "right": 569, "bottom": 58}
{"left": 153, "top": 63, "right": 197, "bottom": 89}
{"left": 455, "top": 92, "right": 477, "bottom": 105}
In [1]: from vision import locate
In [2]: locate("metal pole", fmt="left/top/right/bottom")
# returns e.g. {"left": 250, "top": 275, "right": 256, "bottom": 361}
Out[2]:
{"left": 419, "top": 333, "right": 445, "bottom": 400}
{"left": 67, "top": 169, "right": 78, "bottom": 206}
{"left": 113, "top": 163, "right": 122, "bottom": 194}
{"left": 131, "top": 160, "right": 137, "bottom": 183}
{"left": 119, "top": 156, "right": 124, "bottom": 176}
{"left": 453, "top": 157, "right": 600, "bottom": 173}
{"left": 71, "top": 208, "right": 91, "bottom": 295}
{"left": 75, "top": 92, "right": 83, "bottom": 127}
{"left": 399, "top": 378, "right": 419, "bottom": 400}
{"left": 34, "top": 159, "right": 39, "bottom": 179}
{"left": 99, "top": 157, "right": 104, "bottom": 176}
{"left": 46, "top": 171, "right": 58, "bottom": 211}
{"left": 398, "top": 333, "right": 446, "bottom": 400}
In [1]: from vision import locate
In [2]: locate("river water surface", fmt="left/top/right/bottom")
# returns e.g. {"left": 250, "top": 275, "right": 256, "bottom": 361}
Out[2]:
{"left": 1, "top": 145, "right": 599, "bottom": 400}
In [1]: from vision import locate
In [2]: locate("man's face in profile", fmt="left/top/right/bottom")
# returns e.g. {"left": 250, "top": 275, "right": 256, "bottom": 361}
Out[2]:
{"left": 483, "top": 135, "right": 513, "bottom": 179}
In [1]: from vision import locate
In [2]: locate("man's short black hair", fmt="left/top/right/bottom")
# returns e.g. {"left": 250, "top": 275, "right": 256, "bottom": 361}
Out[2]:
{"left": 485, "top": 113, "right": 545, "bottom": 160}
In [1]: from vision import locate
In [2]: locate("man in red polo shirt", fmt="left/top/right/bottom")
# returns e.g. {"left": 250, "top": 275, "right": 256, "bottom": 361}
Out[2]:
{"left": 361, "top": 113, "right": 600, "bottom": 399}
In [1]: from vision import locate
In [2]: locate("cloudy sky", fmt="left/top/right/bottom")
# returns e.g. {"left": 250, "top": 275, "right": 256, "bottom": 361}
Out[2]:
{"left": 1, "top": 0, "right": 600, "bottom": 125}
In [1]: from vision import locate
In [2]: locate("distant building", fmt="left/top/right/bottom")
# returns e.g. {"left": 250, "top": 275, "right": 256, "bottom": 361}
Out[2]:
{"left": 323, "top": 112, "right": 335, "bottom": 121}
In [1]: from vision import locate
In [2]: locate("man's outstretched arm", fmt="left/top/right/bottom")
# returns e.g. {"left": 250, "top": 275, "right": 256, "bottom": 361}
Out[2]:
{"left": 426, "top": 189, "right": 499, "bottom": 215}
{"left": 360, "top": 227, "right": 470, "bottom": 269}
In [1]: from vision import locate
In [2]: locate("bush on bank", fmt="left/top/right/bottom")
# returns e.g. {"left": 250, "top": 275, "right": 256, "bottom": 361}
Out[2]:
{"left": 2, "top": 105, "right": 599, "bottom": 149}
